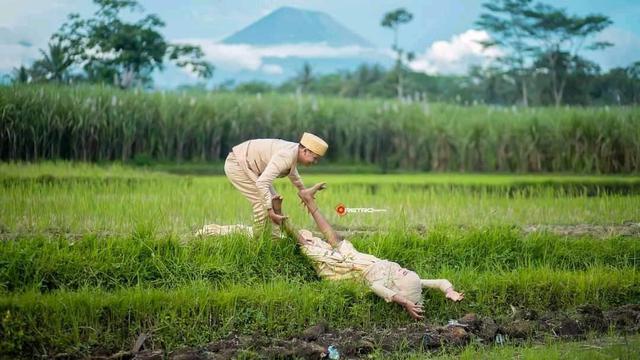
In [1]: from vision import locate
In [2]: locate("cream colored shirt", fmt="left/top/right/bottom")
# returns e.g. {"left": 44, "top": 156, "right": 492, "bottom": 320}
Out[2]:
{"left": 232, "top": 139, "right": 304, "bottom": 209}
{"left": 298, "top": 229, "right": 401, "bottom": 302}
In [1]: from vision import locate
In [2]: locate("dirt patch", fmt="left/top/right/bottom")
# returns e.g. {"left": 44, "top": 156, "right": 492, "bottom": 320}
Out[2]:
{"left": 3, "top": 222, "right": 638, "bottom": 241}
{"left": 521, "top": 222, "right": 640, "bottom": 238}
{"left": 332, "top": 222, "right": 640, "bottom": 239}
{"left": 101, "top": 303, "right": 640, "bottom": 360}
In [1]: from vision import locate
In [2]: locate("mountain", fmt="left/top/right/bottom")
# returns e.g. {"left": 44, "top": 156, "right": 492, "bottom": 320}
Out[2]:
{"left": 223, "top": 6, "right": 373, "bottom": 47}
{"left": 156, "top": 7, "right": 390, "bottom": 88}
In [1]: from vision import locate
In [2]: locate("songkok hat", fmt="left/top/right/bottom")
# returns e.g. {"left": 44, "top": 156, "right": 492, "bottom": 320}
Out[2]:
{"left": 300, "top": 132, "right": 328, "bottom": 156}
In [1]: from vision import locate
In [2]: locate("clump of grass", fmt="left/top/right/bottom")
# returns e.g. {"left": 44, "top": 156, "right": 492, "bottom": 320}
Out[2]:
{"left": 1, "top": 230, "right": 637, "bottom": 294}
{"left": 1, "top": 267, "right": 637, "bottom": 357}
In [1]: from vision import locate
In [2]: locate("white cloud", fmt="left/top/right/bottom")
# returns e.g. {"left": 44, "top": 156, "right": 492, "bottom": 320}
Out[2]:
{"left": 261, "top": 64, "right": 283, "bottom": 75}
{"left": 0, "top": 1, "right": 93, "bottom": 72}
{"left": 173, "top": 38, "right": 381, "bottom": 73}
{"left": 409, "top": 29, "right": 502, "bottom": 75}
{"left": 0, "top": 43, "right": 38, "bottom": 72}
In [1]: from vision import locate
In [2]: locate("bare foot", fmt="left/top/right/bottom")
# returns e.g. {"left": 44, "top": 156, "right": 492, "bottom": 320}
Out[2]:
{"left": 297, "top": 182, "right": 327, "bottom": 203}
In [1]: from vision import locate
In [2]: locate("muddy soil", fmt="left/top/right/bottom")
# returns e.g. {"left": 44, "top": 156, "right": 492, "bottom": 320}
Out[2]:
{"left": 96, "top": 303, "right": 640, "bottom": 360}
{"left": 332, "top": 222, "right": 640, "bottom": 239}
{"left": 2, "top": 222, "right": 637, "bottom": 241}
{"left": 521, "top": 222, "right": 640, "bottom": 237}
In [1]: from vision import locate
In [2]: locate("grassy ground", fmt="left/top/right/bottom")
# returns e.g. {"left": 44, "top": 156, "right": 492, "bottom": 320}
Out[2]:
{"left": 0, "top": 162, "right": 638, "bottom": 357}
{"left": 382, "top": 334, "right": 640, "bottom": 359}
{"left": 1, "top": 162, "right": 639, "bottom": 235}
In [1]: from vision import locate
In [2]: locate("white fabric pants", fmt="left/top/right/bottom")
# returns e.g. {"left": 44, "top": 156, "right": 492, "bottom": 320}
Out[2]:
{"left": 224, "top": 152, "right": 279, "bottom": 238}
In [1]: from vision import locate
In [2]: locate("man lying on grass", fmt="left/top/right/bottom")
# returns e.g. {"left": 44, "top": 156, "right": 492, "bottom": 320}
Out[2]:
{"left": 274, "top": 182, "right": 464, "bottom": 320}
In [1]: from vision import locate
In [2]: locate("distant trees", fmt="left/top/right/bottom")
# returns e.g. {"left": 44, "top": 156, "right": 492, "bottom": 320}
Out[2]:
{"left": 476, "top": 0, "right": 535, "bottom": 106}
{"left": 476, "top": 0, "right": 612, "bottom": 106}
{"left": 270, "top": 60, "right": 639, "bottom": 106}
{"left": 10, "top": 66, "right": 30, "bottom": 84}
{"left": 11, "top": 0, "right": 213, "bottom": 88}
{"left": 29, "top": 42, "right": 74, "bottom": 83}
{"left": 8, "top": 42, "right": 74, "bottom": 84}
{"left": 381, "top": 8, "right": 414, "bottom": 100}
{"left": 526, "top": 4, "right": 612, "bottom": 106}
{"left": 296, "top": 62, "right": 314, "bottom": 94}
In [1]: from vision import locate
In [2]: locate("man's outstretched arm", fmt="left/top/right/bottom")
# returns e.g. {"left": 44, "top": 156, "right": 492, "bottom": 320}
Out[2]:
{"left": 297, "top": 182, "right": 342, "bottom": 247}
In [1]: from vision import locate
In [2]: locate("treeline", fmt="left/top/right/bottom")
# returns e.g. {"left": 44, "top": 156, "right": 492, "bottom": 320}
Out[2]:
{"left": 2, "top": 85, "right": 639, "bottom": 173}
{"left": 229, "top": 61, "right": 640, "bottom": 106}
{"left": 7, "top": 0, "right": 639, "bottom": 107}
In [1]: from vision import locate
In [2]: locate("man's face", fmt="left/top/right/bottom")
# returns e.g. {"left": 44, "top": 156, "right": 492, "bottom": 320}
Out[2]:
{"left": 298, "top": 147, "right": 321, "bottom": 166}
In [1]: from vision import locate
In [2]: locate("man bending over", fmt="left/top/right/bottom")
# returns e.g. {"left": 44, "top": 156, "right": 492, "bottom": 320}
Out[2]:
{"left": 274, "top": 183, "right": 464, "bottom": 320}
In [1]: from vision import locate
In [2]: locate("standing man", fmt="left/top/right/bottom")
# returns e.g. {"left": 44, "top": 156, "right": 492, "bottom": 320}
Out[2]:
{"left": 224, "top": 133, "right": 328, "bottom": 238}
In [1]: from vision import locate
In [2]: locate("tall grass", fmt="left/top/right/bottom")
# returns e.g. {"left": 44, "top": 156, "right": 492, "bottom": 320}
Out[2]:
{"left": 1, "top": 85, "right": 639, "bottom": 172}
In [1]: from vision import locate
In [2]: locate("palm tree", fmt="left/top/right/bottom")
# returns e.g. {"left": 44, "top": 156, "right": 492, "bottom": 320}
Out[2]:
{"left": 297, "top": 62, "right": 314, "bottom": 94}
{"left": 31, "top": 42, "right": 74, "bottom": 82}
{"left": 381, "top": 8, "right": 413, "bottom": 99}
{"left": 11, "top": 65, "right": 30, "bottom": 84}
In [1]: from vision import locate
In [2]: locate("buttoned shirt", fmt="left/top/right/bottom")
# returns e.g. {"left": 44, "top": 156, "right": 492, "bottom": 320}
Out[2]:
{"left": 232, "top": 139, "right": 304, "bottom": 209}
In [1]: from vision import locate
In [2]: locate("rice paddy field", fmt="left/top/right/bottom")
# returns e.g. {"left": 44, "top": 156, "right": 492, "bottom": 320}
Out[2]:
{"left": 1, "top": 84, "right": 639, "bottom": 358}
{"left": 1, "top": 161, "right": 639, "bottom": 358}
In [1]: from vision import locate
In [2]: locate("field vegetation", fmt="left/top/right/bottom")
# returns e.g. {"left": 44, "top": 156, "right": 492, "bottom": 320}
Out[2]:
{"left": 0, "top": 163, "right": 638, "bottom": 357}
{"left": 2, "top": 86, "right": 639, "bottom": 173}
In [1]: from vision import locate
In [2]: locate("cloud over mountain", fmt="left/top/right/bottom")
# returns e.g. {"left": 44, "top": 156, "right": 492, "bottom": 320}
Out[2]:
{"left": 409, "top": 29, "right": 502, "bottom": 75}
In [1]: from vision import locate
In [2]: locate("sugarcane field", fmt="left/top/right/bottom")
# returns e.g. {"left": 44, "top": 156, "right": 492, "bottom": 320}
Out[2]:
{"left": 1, "top": 1, "right": 640, "bottom": 359}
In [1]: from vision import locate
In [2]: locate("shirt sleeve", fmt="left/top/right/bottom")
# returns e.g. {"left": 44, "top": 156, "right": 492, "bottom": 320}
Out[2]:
{"left": 369, "top": 280, "right": 397, "bottom": 303}
{"left": 421, "top": 279, "right": 453, "bottom": 292}
{"left": 256, "top": 150, "right": 294, "bottom": 210}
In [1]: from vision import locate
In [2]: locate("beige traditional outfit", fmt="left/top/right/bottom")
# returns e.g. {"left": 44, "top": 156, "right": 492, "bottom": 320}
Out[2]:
{"left": 224, "top": 134, "right": 327, "bottom": 237}
{"left": 297, "top": 229, "right": 453, "bottom": 305}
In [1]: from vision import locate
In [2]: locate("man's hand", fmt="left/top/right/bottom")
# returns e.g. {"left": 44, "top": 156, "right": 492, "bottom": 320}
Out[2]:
{"left": 268, "top": 208, "right": 287, "bottom": 225}
{"left": 272, "top": 195, "right": 283, "bottom": 214}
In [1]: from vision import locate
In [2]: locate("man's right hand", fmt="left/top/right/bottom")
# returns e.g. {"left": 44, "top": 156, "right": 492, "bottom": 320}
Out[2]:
{"left": 272, "top": 195, "right": 284, "bottom": 214}
{"left": 268, "top": 208, "right": 287, "bottom": 225}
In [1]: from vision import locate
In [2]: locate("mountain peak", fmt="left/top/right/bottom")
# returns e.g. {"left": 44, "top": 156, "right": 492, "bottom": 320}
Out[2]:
{"left": 223, "top": 6, "right": 373, "bottom": 47}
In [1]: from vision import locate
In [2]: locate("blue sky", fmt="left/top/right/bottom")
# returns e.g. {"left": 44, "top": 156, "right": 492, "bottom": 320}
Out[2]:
{"left": 1, "top": 0, "right": 639, "bottom": 84}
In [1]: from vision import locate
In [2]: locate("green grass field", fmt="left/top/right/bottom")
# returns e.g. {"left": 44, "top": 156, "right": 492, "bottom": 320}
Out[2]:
{"left": 0, "top": 162, "right": 638, "bottom": 358}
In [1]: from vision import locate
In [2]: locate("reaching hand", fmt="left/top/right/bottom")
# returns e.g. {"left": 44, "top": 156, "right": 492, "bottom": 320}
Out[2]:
{"left": 445, "top": 289, "right": 465, "bottom": 302}
{"left": 298, "top": 182, "right": 327, "bottom": 203}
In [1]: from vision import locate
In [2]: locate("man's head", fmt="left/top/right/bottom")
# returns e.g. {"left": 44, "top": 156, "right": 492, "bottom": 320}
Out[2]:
{"left": 298, "top": 132, "right": 328, "bottom": 166}
{"left": 393, "top": 268, "right": 423, "bottom": 305}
